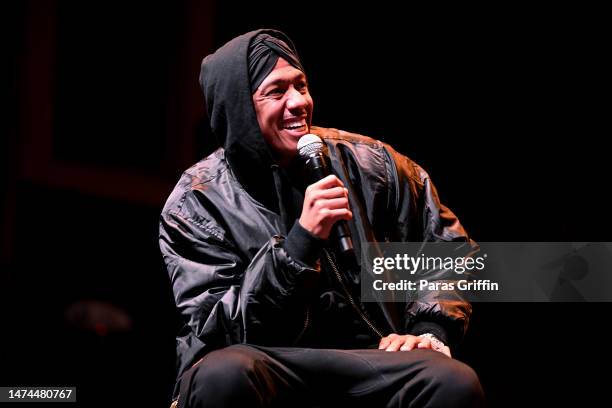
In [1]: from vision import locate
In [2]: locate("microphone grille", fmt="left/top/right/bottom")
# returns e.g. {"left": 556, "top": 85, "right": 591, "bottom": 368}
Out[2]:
{"left": 297, "top": 134, "right": 324, "bottom": 158}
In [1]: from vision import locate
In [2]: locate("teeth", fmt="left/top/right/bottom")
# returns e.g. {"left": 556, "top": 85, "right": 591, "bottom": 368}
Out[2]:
{"left": 284, "top": 119, "right": 306, "bottom": 130}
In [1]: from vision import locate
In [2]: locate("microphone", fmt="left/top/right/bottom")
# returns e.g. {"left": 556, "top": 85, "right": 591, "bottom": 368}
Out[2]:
{"left": 297, "top": 134, "right": 354, "bottom": 257}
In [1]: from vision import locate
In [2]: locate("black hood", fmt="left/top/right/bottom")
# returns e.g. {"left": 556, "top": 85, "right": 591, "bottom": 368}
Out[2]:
{"left": 199, "top": 29, "right": 307, "bottom": 226}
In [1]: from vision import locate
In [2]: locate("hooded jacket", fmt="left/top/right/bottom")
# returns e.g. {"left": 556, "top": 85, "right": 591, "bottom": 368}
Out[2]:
{"left": 159, "top": 29, "right": 473, "bottom": 399}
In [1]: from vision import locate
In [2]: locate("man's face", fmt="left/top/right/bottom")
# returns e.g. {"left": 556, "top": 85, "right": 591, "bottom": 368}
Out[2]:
{"left": 252, "top": 58, "right": 313, "bottom": 164}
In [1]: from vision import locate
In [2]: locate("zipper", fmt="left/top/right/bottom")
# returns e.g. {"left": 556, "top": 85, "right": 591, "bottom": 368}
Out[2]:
{"left": 323, "top": 248, "right": 384, "bottom": 339}
{"left": 293, "top": 306, "right": 310, "bottom": 345}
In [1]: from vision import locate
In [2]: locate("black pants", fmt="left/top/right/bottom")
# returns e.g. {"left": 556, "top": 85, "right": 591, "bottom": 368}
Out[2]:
{"left": 177, "top": 345, "right": 484, "bottom": 408}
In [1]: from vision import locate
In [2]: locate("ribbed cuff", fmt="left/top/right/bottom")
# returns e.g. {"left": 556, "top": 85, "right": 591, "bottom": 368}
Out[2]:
{"left": 284, "top": 220, "right": 323, "bottom": 267}
{"left": 410, "top": 322, "right": 450, "bottom": 347}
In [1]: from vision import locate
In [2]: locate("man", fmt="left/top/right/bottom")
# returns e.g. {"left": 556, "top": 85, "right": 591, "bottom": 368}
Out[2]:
{"left": 160, "top": 29, "right": 484, "bottom": 407}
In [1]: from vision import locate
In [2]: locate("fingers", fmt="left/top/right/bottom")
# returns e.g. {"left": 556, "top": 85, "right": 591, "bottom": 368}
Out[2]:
{"left": 416, "top": 337, "right": 431, "bottom": 349}
{"left": 385, "top": 337, "right": 406, "bottom": 352}
{"left": 300, "top": 175, "right": 351, "bottom": 239}
{"left": 311, "top": 174, "right": 344, "bottom": 190}
{"left": 322, "top": 208, "right": 353, "bottom": 221}
{"left": 379, "top": 334, "right": 422, "bottom": 352}
{"left": 315, "top": 197, "right": 349, "bottom": 210}
{"left": 399, "top": 336, "right": 420, "bottom": 351}
{"left": 310, "top": 186, "right": 348, "bottom": 201}
{"left": 378, "top": 334, "right": 451, "bottom": 355}
{"left": 415, "top": 337, "right": 452, "bottom": 358}
{"left": 378, "top": 334, "right": 395, "bottom": 350}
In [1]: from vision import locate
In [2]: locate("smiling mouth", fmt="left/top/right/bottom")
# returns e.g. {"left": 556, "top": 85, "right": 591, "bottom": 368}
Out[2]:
{"left": 283, "top": 118, "right": 307, "bottom": 131}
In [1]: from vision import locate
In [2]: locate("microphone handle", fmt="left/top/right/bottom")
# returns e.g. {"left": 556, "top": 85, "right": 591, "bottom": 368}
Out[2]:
{"left": 304, "top": 153, "right": 354, "bottom": 257}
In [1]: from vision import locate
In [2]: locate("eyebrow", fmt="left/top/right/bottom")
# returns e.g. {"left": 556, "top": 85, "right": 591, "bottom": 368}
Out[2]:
{"left": 261, "top": 74, "right": 307, "bottom": 90}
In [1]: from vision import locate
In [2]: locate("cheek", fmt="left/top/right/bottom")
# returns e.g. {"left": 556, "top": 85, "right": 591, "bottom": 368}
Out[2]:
{"left": 306, "top": 96, "right": 314, "bottom": 114}
{"left": 265, "top": 106, "right": 283, "bottom": 126}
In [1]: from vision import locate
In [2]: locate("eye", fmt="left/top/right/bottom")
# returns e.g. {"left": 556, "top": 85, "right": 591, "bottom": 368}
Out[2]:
{"left": 296, "top": 81, "right": 308, "bottom": 93}
{"left": 266, "top": 88, "right": 284, "bottom": 97}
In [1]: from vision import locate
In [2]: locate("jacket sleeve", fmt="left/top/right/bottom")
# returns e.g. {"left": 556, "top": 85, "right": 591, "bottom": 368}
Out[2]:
{"left": 383, "top": 144, "right": 475, "bottom": 349}
{"left": 159, "top": 197, "right": 320, "bottom": 349}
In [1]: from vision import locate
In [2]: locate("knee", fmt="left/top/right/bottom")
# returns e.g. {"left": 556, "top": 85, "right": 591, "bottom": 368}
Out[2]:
{"left": 192, "top": 345, "right": 261, "bottom": 390}
{"left": 186, "top": 345, "right": 264, "bottom": 406}
{"left": 423, "top": 357, "right": 484, "bottom": 407}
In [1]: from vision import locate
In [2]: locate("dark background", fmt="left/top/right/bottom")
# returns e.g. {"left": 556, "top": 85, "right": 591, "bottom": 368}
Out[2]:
{"left": 1, "top": 1, "right": 609, "bottom": 407}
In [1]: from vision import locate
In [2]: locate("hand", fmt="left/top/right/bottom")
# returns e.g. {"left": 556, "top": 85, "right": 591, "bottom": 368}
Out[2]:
{"left": 299, "top": 175, "right": 352, "bottom": 240}
{"left": 378, "top": 333, "right": 452, "bottom": 357}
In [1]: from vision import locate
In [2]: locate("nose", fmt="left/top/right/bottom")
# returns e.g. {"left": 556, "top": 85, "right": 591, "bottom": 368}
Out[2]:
{"left": 285, "top": 86, "right": 308, "bottom": 111}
